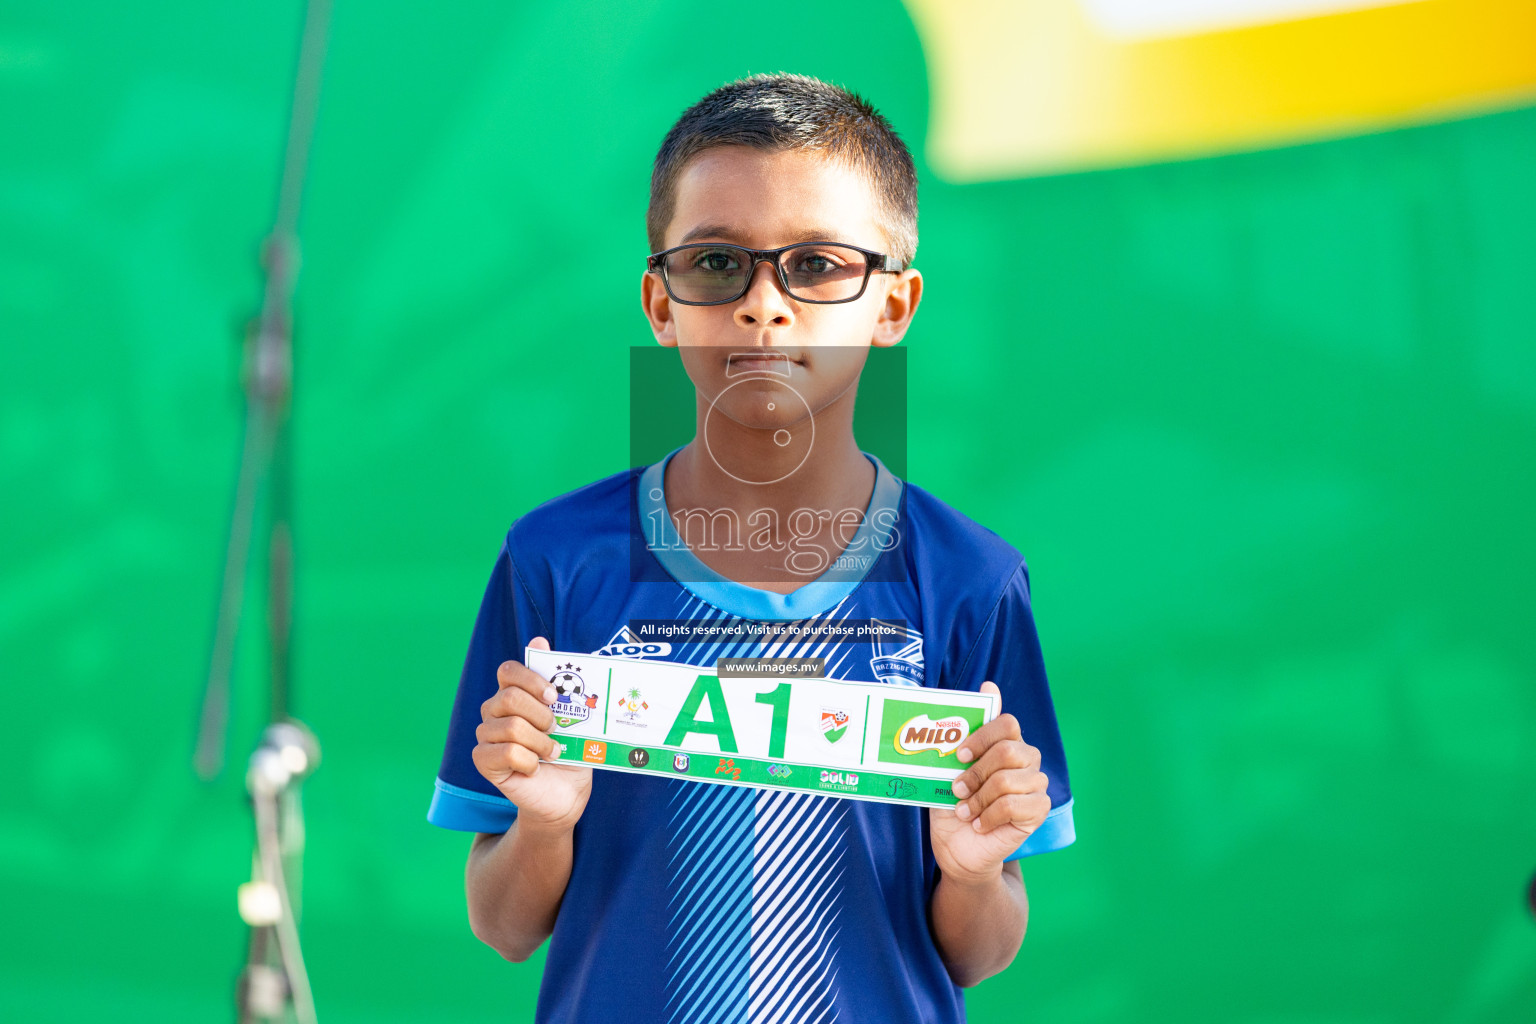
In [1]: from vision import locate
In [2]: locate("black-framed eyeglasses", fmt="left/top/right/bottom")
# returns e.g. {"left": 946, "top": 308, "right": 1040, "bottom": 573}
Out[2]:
{"left": 647, "top": 241, "right": 904, "bottom": 306}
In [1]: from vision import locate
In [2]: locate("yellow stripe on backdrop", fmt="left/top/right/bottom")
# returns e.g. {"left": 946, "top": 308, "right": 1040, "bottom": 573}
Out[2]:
{"left": 903, "top": 0, "right": 1536, "bottom": 180}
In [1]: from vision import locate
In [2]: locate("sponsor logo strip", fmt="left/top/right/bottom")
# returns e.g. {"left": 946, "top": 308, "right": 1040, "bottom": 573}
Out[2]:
{"left": 528, "top": 646, "right": 998, "bottom": 810}
{"left": 550, "top": 740, "right": 971, "bottom": 808}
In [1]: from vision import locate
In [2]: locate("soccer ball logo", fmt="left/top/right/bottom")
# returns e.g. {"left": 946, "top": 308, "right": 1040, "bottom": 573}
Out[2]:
{"left": 552, "top": 665, "right": 598, "bottom": 709}
{"left": 550, "top": 663, "right": 598, "bottom": 726}
{"left": 821, "top": 708, "right": 850, "bottom": 744}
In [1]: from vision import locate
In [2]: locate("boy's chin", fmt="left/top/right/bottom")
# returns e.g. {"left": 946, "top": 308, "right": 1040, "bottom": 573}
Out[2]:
{"left": 709, "top": 408, "right": 815, "bottom": 443}
{"left": 711, "top": 400, "right": 806, "bottom": 431}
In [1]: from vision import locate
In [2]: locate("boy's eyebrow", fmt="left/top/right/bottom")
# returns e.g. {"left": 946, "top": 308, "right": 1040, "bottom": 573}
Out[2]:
{"left": 678, "top": 225, "right": 852, "bottom": 245}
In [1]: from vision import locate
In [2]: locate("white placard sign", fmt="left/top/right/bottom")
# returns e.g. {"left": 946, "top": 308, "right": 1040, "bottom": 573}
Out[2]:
{"left": 526, "top": 647, "right": 998, "bottom": 808}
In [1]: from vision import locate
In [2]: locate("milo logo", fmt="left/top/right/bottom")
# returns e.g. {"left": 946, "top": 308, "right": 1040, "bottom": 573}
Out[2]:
{"left": 893, "top": 714, "right": 970, "bottom": 757}
{"left": 876, "top": 698, "right": 985, "bottom": 770}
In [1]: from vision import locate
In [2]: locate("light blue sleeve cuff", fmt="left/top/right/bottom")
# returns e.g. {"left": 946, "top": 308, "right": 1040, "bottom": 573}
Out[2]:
{"left": 427, "top": 778, "right": 518, "bottom": 833}
{"left": 1004, "top": 797, "right": 1076, "bottom": 861}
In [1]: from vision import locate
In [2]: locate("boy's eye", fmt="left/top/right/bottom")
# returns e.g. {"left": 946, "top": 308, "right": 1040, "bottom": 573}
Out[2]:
{"left": 690, "top": 248, "right": 743, "bottom": 273}
{"left": 788, "top": 248, "right": 846, "bottom": 275}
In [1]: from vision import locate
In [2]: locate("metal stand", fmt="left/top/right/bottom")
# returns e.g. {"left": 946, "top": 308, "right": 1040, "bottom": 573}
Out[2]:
{"left": 193, "top": 3, "right": 332, "bottom": 1022}
{"left": 235, "top": 723, "right": 321, "bottom": 1024}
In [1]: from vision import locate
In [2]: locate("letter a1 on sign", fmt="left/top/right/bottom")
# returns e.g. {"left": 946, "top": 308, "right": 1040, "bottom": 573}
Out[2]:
{"left": 523, "top": 647, "right": 999, "bottom": 810}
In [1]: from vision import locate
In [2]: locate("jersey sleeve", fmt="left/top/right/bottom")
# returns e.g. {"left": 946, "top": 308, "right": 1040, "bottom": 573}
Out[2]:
{"left": 427, "top": 534, "right": 552, "bottom": 834}
{"left": 948, "top": 561, "right": 1075, "bottom": 860}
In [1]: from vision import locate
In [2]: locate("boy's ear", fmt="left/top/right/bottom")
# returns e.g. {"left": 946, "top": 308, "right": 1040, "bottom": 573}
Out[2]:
{"left": 872, "top": 268, "right": 923, "bottom": 348}
{"left": 641, "top": 271, "right": 678, "bottom": 347}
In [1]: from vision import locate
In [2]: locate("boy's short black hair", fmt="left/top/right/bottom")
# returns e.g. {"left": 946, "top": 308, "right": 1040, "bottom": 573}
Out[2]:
{"left": 648, "top": 73, "right": 918, "bottom": 266}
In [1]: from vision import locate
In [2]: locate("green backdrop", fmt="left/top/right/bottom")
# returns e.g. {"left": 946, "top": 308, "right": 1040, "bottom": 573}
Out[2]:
{"left": 3, "top": 2, "right": 1533, "bottom": 1021}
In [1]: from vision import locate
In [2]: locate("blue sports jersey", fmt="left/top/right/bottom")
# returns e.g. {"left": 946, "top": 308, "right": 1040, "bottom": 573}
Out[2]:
{"left": 429, "top": 449, "right": 1075, "bottom": 1023}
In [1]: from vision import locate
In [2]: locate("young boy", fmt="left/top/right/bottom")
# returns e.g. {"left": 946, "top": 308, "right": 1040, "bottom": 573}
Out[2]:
{"left": 428, "top": 74, "right": 1075, "bottom": 1023}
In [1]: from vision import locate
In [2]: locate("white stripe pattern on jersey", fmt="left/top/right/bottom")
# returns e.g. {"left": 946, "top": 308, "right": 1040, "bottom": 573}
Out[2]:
{"left": 662, "top": 592, "right": 858, "bottom": 1024}
{"left": 748, "top": 790, "right": 847, "bottom": 1024}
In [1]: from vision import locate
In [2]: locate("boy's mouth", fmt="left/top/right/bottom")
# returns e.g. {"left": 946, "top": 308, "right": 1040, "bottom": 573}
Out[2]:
{"left": 724, "top": 350, "right": 800, "bottom": 378}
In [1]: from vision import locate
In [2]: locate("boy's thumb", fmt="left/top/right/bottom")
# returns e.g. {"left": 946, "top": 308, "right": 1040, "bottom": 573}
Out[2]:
{"left": 529, "top": 636, "right": 551, "bottom": 652}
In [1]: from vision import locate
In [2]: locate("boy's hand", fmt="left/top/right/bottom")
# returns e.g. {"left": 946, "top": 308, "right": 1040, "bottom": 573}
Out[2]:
{"left": 472, "top": 637, "right": 593, "bottom": 833}
{"left": 928, "top": 682, "right": 1051, "bottom": 884}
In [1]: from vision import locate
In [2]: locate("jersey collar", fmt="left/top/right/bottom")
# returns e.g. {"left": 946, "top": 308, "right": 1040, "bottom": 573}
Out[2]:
{"left": 637, "top": 446, "right": 903, "bottom": 621}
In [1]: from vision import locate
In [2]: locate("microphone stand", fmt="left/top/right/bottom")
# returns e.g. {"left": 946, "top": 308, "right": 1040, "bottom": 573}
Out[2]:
{"left": 235, "top": 724, "right": 321, "bottom": 1024}
{"left": 194, "top": 3, "right": 332, "bottom": 1021}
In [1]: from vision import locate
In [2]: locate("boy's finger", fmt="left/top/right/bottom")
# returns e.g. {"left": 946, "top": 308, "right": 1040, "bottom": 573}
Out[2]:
{"left": 482, "top": 684, "right": 557, "bottom": 731}
{"left": 955, "top": 682, "right": 1007, "bottom": 766}
{"left": 973, "top": 791, "right": 1050, "bottom": 835}
{"left": 495, "top": 659, "right": 559, "bottom": 704}
{"left": 472, "top": 740, "right": 542, "bottom": 779}
{"left": 954, "top": 710, "right": 1023, "bottom": 766}
{"left": 951, "top": 737, "right": 1039, "bottom": 800}
{"left": 476, "top": 714, "right": 561, "bottom": 757}
{"left": 954, "top": 766, "right": 1049, "bottom": 823}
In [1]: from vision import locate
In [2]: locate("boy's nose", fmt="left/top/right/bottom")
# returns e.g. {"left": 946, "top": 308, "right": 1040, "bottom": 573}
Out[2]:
{"left": 734, "top": 259, "right": 795, "bottom": 328}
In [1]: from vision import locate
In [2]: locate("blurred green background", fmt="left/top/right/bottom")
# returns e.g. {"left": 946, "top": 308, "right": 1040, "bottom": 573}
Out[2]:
{"left": 3, "top": 1, "right": 1533, "bottom": 1021}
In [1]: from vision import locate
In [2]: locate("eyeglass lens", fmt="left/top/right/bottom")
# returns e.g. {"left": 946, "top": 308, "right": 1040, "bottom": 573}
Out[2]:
{"left": 661, "top": 244, "right": 870, "bottom": 303}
